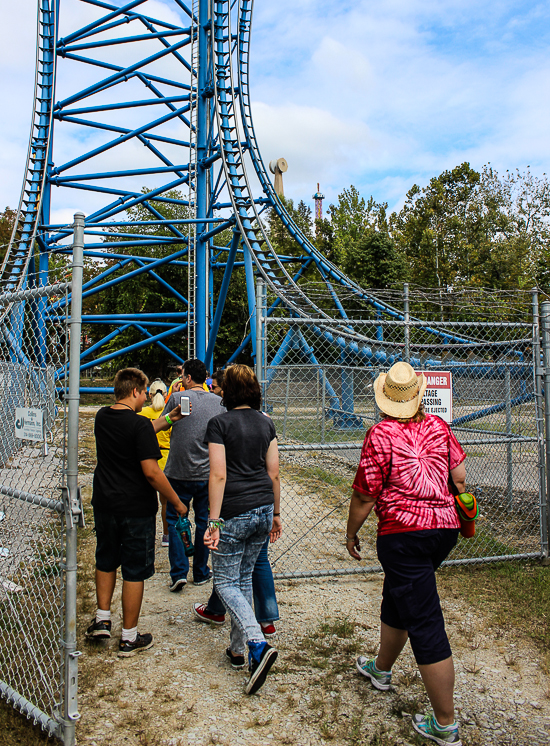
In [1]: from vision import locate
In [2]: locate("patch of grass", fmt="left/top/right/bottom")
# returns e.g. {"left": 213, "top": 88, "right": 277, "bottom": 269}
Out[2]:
{"left": 439, "top": 560, "right": 550, "bottom": 648}
{"left": 288, "top": 617, "right": 363, "bottom": 674}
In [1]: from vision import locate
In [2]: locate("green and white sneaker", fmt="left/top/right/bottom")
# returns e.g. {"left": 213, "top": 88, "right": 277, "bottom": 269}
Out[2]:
{"left": 412, "top": 714, "right": 461, "bottom": 746}
{"left": 355, "top": 656, "right": 392, "bottom": 690}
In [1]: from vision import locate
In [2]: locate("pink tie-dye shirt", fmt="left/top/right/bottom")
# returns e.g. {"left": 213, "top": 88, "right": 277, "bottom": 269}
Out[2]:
{"left": 352, "top": 414, "right": 465, "bottom": 536}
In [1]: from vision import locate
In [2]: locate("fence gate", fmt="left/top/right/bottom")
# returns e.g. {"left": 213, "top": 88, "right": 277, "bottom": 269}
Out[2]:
{"left": 0, "top": 216, "right": 84, "bottom": 744}
{"left": 259, "top": 284, "right": 548, "bottom": 579}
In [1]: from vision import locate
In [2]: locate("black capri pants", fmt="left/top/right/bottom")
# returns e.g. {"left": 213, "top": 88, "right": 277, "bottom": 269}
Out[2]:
{"left": 376, "top": 528, "right": 459, "bottom": 666}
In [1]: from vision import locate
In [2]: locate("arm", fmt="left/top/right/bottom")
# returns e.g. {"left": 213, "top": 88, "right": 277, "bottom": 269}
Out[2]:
{"left": 450, "top": 461, "right": 466, "bottom": 494}
{"left": 204, "top": 443, "right": 226, "bottom": 550}
{"left": 345, "top": 489, "right": 377, "bottom": 560}
{"left": 265, "top": 438, "right": 281, "bottom": 543}
{"left": 140, "top": 459, "right": 188, "bottom": 517}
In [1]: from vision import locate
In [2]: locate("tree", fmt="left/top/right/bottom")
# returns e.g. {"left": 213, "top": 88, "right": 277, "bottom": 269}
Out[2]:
{"left": 265, "top": 196, "right": 314, "bottom": 258}
{"left": 390, "top": 163, "right": 550, "bottom": 291}
{"left": 0, "top": 207, "right": 16, "bottom": 264}
{"left": 390, "top": 163, "right": 485, "bottom": 289}
{"left": 342, "top": 229, "right": 407, "bottom": 289}
{"left": 477, "top": 166, "right": 550, "bottom": 289}
{"left": 327, "top": 186, "right": 388, "bottom": 266}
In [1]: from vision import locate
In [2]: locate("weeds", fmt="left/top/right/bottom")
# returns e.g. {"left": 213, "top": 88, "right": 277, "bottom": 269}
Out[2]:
{"left": 440, "top": 560, "right": 550, "bottom": 649}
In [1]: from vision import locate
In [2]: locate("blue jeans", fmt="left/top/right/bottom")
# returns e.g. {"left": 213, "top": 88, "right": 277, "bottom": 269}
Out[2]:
{"left": 206, "top": 536, "right": 279, "bottom": 623}
{"left": 166, "top": 478, "right": 210, "bottom": 583}
{"left": 211, "top": 504, "right": 273, "bottom": 655}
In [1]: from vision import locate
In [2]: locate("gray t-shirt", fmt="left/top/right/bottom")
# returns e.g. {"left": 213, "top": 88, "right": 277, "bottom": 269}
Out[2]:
{"left": 162, "top": 389, "right": 226, "bottom": 481}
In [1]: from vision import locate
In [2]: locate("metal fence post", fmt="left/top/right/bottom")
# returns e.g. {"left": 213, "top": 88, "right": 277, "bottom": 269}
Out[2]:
{"left": 255, "top": 277, "right": 266, "bottom": 408}
{"left": 403, "top": 283, "right": 410, "bottom": 364}
{"left": 539, "top": 299, "right": 550, "bottom": 557}
{"left": 505, "top": 363, "right": 513, "bottom": 511}
{"left": 321, "top": 366, "right": 326, "bottom": 444}
{"left": 316, "top": 367, "right": 320, "bottom": 436}
{"left": 282, "top": 367, "right": 290, "bottom": 439}
{"left": 62, "top": 213, "right": 85, "bottom": 744}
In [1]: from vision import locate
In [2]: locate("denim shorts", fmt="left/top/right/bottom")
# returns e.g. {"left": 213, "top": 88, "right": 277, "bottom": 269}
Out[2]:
{"left": 94, "top": 510, "right": 156, "bottom": 582}
{"left": 377, "top": 528, "right": 459, "bottom": 665}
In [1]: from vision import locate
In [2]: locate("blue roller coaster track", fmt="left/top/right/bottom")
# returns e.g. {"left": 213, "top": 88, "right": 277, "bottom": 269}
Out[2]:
{"left": 3, "top": 0, "right": 526, "bottom": 394}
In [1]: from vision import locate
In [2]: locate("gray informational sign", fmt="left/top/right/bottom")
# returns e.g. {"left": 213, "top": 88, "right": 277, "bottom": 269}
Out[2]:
{"left": 15, "top": 407, "right": 44, "bottom": 441}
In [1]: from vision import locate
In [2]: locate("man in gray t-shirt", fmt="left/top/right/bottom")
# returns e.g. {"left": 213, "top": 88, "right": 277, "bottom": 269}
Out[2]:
{"left": 161, "top": 359, "right": 226, "bottom": 590}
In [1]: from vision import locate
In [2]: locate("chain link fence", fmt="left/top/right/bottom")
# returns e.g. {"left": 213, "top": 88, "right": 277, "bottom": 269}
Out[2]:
{"left": 259, "top": 285, "right": 547, "bottom": 579}
{"left": 0, "top": 217, "right": 84, "bottom": 744}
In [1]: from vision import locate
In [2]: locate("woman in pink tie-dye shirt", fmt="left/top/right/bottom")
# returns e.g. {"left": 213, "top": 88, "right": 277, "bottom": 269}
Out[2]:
{"left": 345, "top": 363, "right": 466, "bottom": 746}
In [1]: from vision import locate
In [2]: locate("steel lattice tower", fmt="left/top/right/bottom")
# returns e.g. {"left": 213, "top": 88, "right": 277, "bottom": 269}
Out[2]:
{"left": 3, "top": 0, "right": 419, "bottom": 380}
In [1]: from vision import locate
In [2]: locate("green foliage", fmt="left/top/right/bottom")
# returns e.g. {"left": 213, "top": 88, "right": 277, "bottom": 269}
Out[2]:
{"left": 441, "top": 560, "right": 550, "bottom": 649}
{"left": 265, "top": 195, "right": 314, "bottom": 263}
{"left": 389, "top": 163, "right": 550, "bottom": 290}
{"left": 0, "top": 206, "right": 16, "bottom": 266}
{"left": 390, "top": 162, "right": 484, "bottom": 288}
{"left": 342, "top": 229, "right": 407, "bottom": 289}
{"left": 0, "top": 206, "right": 16, "bottom": 247}
{"left": 327, "top": 186, "right": 388, "bottom": 265}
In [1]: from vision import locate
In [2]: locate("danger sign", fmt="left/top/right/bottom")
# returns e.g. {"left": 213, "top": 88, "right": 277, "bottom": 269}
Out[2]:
{"left": 418, "top": 371, "right": 453, "bottom": 423}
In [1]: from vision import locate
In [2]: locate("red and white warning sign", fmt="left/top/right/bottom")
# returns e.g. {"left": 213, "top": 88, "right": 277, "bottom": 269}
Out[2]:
{"left": 419, "top": 371, "right": 453, "bottom": 423}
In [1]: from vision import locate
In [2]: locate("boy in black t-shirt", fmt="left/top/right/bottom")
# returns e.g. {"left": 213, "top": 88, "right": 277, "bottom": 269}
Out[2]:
{"left": 87, "top": 368, "right": 188, "bottom": 657}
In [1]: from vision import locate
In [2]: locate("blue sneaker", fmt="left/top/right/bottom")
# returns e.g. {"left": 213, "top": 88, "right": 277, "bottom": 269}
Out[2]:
{"left": 412, "top": 714, "right": 461, "bottom": 746}
{"left": 245, "top": 641, "right": 278, "bottom": 695}
{"left": 356, "top": 656, "right": 392, "bottom": 690}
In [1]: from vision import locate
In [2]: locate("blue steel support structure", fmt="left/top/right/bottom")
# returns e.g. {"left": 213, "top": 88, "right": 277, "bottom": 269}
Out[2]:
{"left": 3, "top": 0, "right": 532, "bottom": 423}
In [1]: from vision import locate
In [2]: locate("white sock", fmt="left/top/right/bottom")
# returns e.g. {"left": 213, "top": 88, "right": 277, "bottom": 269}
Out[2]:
{"left": 96, "top": 609, "right": 111, "bottom": 623}
{"left": 121, "top": 626, "right": 138, "bottom": 643}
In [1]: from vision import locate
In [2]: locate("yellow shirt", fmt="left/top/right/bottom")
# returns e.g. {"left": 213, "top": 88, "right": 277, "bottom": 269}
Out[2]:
{"left": 138, "top": 406, "right": 170, "bottom": 471}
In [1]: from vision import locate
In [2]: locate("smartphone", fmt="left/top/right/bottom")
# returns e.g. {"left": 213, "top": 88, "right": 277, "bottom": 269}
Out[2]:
{"left": 179, "top": 395, "right": 190, "bottom": 415}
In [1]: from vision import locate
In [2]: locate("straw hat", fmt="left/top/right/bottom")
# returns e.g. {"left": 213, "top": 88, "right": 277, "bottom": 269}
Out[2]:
{"left": 374, "top": 362, "right": 427, "bottom": 419}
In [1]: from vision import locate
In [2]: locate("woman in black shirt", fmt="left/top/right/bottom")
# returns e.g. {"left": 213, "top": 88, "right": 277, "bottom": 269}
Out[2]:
{"left": 204, "top": 365, "right": 281, "bottom": 695}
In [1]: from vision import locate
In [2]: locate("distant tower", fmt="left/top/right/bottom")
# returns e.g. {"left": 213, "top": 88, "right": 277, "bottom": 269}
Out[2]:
{"left": 269, "top": 158, "right": 288, "bottom": 196}
{"left": 313, "top": 183, "right": 325, "bottom": 221}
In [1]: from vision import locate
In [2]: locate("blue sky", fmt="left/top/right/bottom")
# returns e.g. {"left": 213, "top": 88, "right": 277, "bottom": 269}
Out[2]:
{"left": 1, "top": 0, "right": 549, "bottom": 219}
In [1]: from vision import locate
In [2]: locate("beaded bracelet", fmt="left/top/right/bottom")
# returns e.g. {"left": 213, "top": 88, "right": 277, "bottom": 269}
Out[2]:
{"left": 208, "top": 518, "right": 225, "bottom": 531}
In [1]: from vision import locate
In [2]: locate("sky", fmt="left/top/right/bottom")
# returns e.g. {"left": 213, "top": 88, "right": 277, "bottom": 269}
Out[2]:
{"left": 1, "top": 0, "right": 549, "bottom": 220}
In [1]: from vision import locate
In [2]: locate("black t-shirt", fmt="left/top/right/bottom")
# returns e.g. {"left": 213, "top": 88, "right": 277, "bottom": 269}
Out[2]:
{"left": 92, "top": 407, "right": 161, "bottom": 517}
{"left": 205, "top": 408, "right": 276, "bottom": 520}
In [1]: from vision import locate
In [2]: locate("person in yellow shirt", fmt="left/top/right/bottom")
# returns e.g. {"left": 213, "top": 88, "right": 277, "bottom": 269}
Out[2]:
{"left": 167, "top": 364, "right": 210, "bottom": 399}
{"left": 139, "top": 379, "right": 171, "bottom": 546}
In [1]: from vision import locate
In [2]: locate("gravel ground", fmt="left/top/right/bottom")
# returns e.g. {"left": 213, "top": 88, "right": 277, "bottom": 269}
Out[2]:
{"left": 73, "top": 412, "right": 550, "bottom": 746}
{"left": 75, "top": 504, "right": 550, "bottom": 746}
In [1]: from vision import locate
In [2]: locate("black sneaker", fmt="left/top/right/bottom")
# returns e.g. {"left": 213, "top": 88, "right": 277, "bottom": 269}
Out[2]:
{"left": 226, "top": 647, "right": 246, "bottom": 670}
{"left": 117, "top": 632, "right": 153, "bottom": 658}
{"left": 245, "top": 644, "right": 278, "bottom": 695}
{"left": 85, "top": 618, "right": 111, "bottom": 639}
{"left": 169, "top": 578, "right": 187, "bottom": 592}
